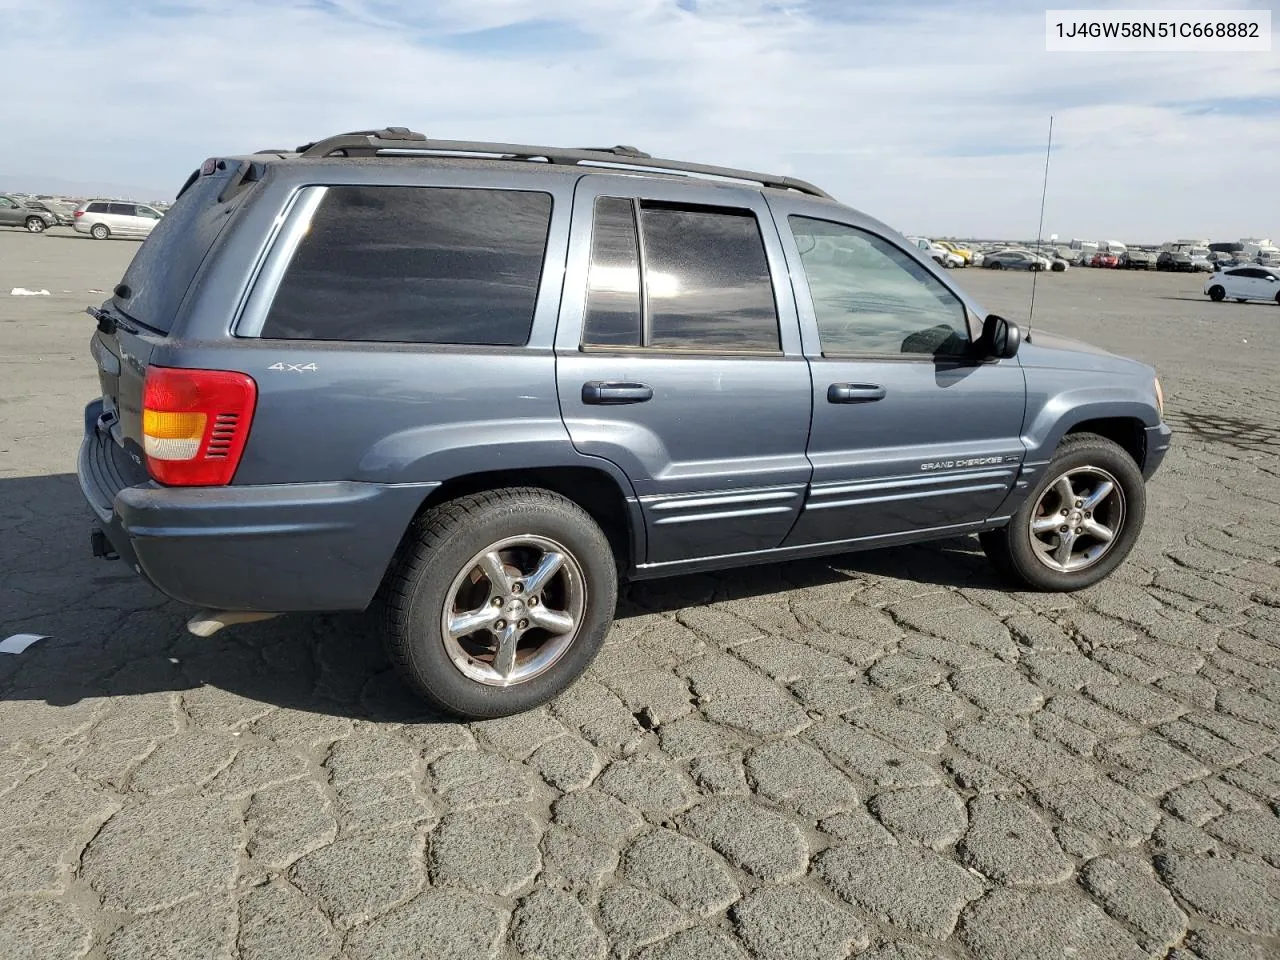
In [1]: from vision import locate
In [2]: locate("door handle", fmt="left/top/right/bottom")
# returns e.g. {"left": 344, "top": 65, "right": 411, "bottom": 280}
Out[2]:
{"left": 828, "top": 382, "right": 886, "bottom": 403}
{"left": 582, "top": 381, "right": 654, "bottom": 405}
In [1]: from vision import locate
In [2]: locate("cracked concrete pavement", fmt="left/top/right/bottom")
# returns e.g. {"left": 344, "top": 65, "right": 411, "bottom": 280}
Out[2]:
{"left": 2, "top": 230, "right": 1279, "bottom": 958}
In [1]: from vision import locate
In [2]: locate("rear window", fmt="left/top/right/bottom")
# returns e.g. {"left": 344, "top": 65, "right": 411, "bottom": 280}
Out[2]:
{"left": 87, "top": 202, "right": 108, "bottom": 213}
{"left": 112, "top": 171, "right": 240, "bottom": 333}
{"left": 108, "top": 203, "right": 136, "bottom": 216}
{"left": 260, "top": 186, "right": 553, "bottom": 345}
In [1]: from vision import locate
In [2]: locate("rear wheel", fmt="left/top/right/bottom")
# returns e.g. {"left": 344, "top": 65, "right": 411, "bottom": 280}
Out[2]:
{"left": 382, "top": 488, "right": 617, "bottom": 718}
{"left": 981, "top": 433, "right": 1145, "bottom": 591}
{"left": 90, "top": 224, "right": 110, "bottom": 240}
{"left": 24, "top": 217, "right": 45, "bottom": 233}
{"left": 1208, "top": 285, "right": 1225, "bottom": 301}
{"left": 990, "top": 262, "right": 1004, "bottom": 270}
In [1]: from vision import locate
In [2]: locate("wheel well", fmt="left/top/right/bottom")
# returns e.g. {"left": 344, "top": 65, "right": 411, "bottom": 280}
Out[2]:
{"left": 416, "top": 467, "right": 635, "bottom": 571}
{"left": 1066, "top": 418, "right": 1146, "bottom": 469}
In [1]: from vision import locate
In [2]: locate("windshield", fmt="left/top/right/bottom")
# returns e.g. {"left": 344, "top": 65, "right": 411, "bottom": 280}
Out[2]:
{"left": 1189, "top": 248, "right": 1209, "bottom": 257}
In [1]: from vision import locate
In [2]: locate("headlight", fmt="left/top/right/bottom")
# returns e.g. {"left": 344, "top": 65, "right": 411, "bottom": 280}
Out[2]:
{"left": 1153, "top": 377, "right": 1165, "bottom": 419}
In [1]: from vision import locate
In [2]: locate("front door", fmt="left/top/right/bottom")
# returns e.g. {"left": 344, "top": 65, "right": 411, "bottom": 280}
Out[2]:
{"left": 0, "top": 196, "right": 21, "bottom": 227}
{"left": 555, "top": 176, "right": 813, "bottom": 567}
{"left": 772, "top": 210, "right": 1027, "bottom": 548}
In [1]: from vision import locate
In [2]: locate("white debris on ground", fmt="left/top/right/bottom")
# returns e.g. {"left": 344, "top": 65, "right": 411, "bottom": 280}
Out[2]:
{"left": 0, "top": 633, "right": 49, "bottom": 654}
{"left": 10, "top": 287, "right": 51, "bottom": 296}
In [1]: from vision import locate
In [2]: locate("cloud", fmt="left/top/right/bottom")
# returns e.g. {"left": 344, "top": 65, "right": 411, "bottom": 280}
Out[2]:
{"left": 0, "top": 0, "right": 1276, "bottom": 239}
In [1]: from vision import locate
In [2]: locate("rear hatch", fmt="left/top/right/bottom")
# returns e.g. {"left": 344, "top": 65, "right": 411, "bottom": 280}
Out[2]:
{"left": 89, "top": 160, "right": 258, "bottom": 468}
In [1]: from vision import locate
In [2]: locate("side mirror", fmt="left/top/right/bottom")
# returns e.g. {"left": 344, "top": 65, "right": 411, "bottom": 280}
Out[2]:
{"left": 979, "top": 314, "right": 1021, "bottom": 360}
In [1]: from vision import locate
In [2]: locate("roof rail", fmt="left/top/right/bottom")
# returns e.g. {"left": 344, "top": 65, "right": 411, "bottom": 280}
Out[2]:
{"left": 289, "top": 127, "right": 832, "bottom": 199}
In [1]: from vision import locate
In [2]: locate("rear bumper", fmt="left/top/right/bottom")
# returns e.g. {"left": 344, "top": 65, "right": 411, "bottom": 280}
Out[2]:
{"left": 1143, "top": 421, "right": 1172, "bottom": 480}
{"left": 77, "top": 400, "right": 438, "bottom": 612}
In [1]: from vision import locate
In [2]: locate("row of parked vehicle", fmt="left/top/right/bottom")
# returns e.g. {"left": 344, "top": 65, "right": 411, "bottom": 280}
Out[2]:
{"left": 0, "top": 193, "right": 166, "bottom": 239}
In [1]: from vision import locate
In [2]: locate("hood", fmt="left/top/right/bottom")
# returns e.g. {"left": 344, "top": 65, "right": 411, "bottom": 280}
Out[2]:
{"left": 1019, "top": 329, "right": 1153, "bottom": 377}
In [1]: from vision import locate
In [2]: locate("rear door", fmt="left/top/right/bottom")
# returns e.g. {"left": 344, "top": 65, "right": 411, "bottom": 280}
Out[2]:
{"left": 107, "top": 203, "right": 139, "bottom": 236}
{"left": 555, "top": 177, "right": 813, "bottom": 567}
{"left": 773, "top": 208, "right": 1027, "bottom": 547}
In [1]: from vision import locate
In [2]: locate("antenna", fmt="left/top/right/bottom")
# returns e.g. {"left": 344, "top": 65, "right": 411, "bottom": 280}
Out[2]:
{"left": 1028, "top": 115, "right": 1054, "bottom": 337}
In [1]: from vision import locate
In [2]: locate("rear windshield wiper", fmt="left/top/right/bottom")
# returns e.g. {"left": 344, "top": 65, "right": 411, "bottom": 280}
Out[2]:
{"left": 86, "top": 305, "right": 137, "bottom": 336}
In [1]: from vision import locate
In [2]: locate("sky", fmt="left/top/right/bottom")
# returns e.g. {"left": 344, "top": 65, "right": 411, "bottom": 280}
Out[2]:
{"left": 0, "top": 0, "right": 1276, "bottom": 240}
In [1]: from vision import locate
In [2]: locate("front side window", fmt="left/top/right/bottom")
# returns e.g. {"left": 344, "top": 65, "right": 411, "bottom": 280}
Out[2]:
{"left": 261, "top": 186, "right": 552, "bottom": 344}
{"left": 790, "top": 216, "right": 969, "bottom": 357}
{"left": 582, "top": 198, "right": 779, "bottom": 352}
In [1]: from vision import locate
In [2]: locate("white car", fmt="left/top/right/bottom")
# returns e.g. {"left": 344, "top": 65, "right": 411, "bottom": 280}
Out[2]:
{"left": 1205, "top": 266, "right": 1280, "bottom": 304}
{"left": 906, "top": 236, "right": 964, "bottom": 268}
{"left": 73, "top": 200, "right": 164, "bottom": 240}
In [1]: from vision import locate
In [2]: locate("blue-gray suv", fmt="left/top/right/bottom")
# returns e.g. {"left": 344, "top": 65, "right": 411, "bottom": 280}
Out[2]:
{"left": 78, "top": 127, "right": 1171, "bottom": 718}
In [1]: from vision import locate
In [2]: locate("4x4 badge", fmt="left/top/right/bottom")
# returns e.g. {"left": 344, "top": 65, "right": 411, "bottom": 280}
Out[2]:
{"left": 267, "top": 362, "right": 318, "bottom": 372}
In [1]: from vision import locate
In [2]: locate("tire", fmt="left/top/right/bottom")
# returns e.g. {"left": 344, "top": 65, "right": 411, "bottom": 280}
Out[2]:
{"left": 990, "top": 262, "right": 1004, "bottom": 270}
{"left": 1208, "top": 285, "right": 1225, "bottom": 302}
{"left": 90, "top": 224, "right": 110, "bottom": 240}
{"left": 382, "top": 487, "right": 618, "bottom": 718}
{"left": 980, "top": 433, "right": 1146, "bottom": 592}
{"left": 25, "top": 217, "right": 46, "bottom": 233}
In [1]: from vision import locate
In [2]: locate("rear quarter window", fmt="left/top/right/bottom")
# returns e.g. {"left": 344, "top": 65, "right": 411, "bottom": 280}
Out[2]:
{"left": 260, "top": 186, "right": 553, "bottom": 346}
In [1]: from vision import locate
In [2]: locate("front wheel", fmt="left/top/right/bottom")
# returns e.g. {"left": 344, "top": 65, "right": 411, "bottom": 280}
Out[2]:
{"left": 981, "top": 433, "right": 1146, "bottom": 591}
{"left": 1208, "top": 285, "right": 1225, "bottom": 302}
{"left": 25, "top": 217, "right": 46, "bottom": 233}
{"left": 382, "top": 488, "right": 617, "bottom": 718}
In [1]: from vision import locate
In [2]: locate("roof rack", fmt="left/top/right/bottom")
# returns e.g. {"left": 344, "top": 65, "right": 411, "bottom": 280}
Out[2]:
{"left": 289, "top": 127, "right": 832, "bottom": 199}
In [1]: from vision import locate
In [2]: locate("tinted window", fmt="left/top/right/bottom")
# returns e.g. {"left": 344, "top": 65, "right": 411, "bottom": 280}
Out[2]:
{"left": 790, "top": 217, "right": 969, "bottom": 357}
{"left": 262, "top": 186, "right": 551, "bottom": 345}
{"left": 583, "top": 197, "right": 642, "bottom": 347}
{"left": 108, "top": 203, "right": 136, "bottom": 216}
{"left": 87, "top": 202, "right": 108, "bottom": 213}
{"left": 640, "top": 204, "right": 778, "bottom": 351}
{"left": 112, "top": 170, "right": 244, "bottom": 333}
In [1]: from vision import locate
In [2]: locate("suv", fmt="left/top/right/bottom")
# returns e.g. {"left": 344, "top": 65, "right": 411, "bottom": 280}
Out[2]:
{"left": 73, "top": 200, "right": 165, "bottom": 240}
{"left": 0, "top": 194, "right": 58, "bottom": 233}
{"left": 77, "top": 128, "right": 1171, "bottom": 718}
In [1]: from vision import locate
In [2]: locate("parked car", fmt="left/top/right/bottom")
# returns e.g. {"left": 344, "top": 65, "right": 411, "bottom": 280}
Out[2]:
{"left": 76, "top": 127, "right": 1171, "bottom": 718}
{"left": 983, "top": 249, "right": 1050, "bottom": 271}
{"left": 24, "top": 199, "right": 74, "bottom": 226}
{"left": 1204, "top": 266, "right": 1280, "bottom": 304}
{"left": 1157, "top": 251, "right": 1195, "bottom": 272}
{"left": 1120, "top": 250, "right": 1156, "bottom": 270}
{"left": 1089, "top": 253, "right": 1119, "bottom": 268}
{"left": 73, "top": 200, "right": 165, "bottom": 240}
{"left": 907, "top": 236, "right": 964, "bottom": 268}
{"left": 1187, "top": 247, "right": 1215, "bottom": 272}
{"left": 0, "top": 194, "right": 58, "bottom": 233}
{"left": 937, "top": 240, "right": 976, "bottom": 265}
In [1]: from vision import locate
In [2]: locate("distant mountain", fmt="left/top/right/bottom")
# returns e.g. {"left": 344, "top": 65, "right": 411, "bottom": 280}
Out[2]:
{"left": 0, "top": 172, "right": 173, "bottom": 203}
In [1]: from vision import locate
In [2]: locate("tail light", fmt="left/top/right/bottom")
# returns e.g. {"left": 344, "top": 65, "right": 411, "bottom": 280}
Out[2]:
{"left": 142, "top": 367, "right": 257, "bottom": 486}
{"left": 74, "top": 210, "right": 84, "bottom": 218}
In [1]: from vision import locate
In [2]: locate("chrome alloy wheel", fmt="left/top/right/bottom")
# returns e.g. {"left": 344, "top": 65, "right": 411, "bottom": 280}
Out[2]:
{"left": 440, "top": 535, "right": 586, "bottom": 687}
{"left": 1029, "top": 466, "right": 1126, "bottom": 573}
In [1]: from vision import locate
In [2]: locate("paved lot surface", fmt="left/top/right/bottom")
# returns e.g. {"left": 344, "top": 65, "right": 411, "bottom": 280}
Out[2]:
{"left": 2, "top": 228, "right": 1279, "bottom": 959}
